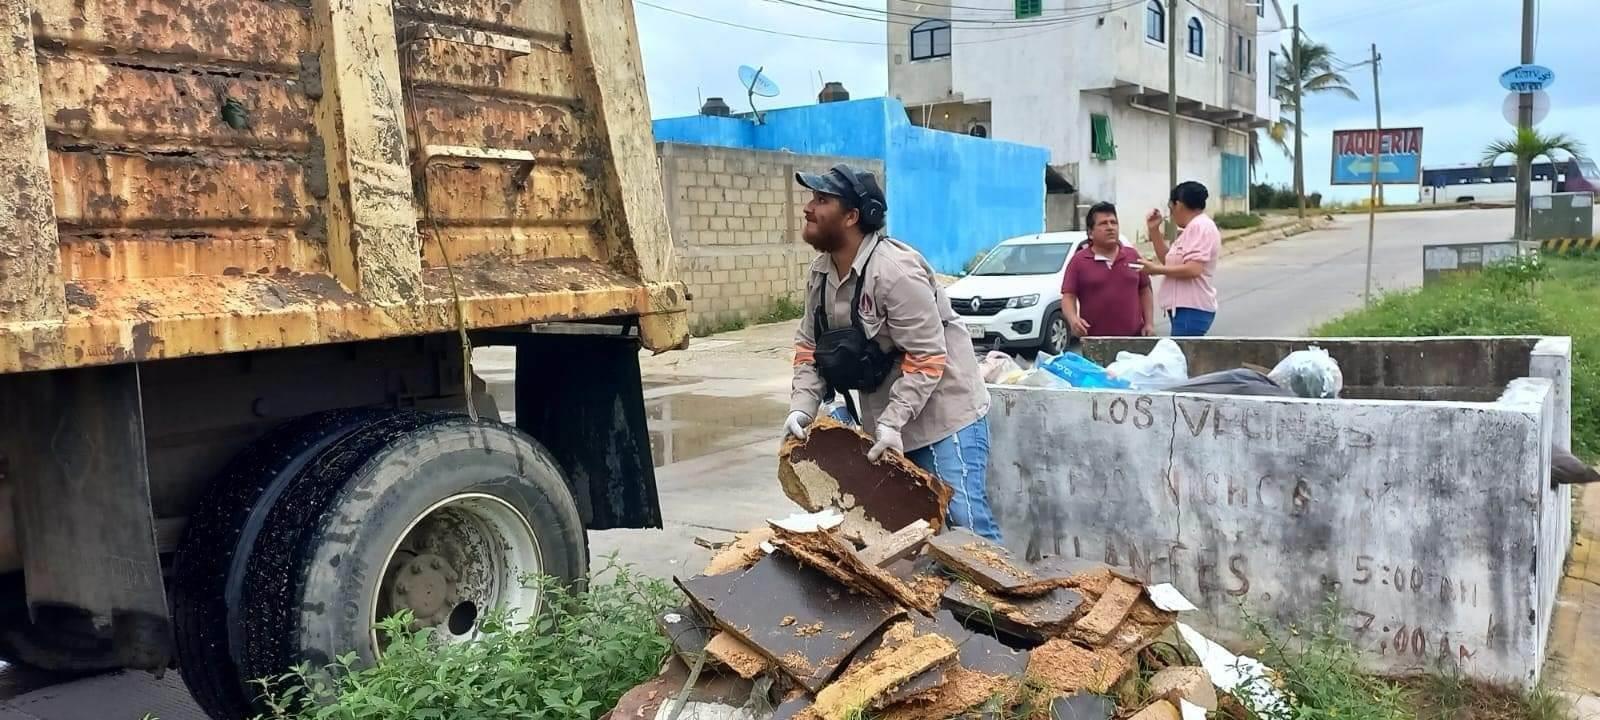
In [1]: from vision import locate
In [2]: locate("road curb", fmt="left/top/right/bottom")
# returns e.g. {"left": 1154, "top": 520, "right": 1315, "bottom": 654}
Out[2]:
{"left": 1220, "top": 217, "right": 1333, "bottom": 257}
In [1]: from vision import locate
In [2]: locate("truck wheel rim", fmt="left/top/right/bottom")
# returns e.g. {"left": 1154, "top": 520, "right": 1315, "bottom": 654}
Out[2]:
{"left": 372, "top": 493, "right": 543, "bottom": 652}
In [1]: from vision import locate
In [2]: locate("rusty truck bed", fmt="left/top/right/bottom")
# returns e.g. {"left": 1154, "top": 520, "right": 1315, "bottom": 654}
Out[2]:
{"left": 0, "top": 0, "right": 686, "bottom": 374}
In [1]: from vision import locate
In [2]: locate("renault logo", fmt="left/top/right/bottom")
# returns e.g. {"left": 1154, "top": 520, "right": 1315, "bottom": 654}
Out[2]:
{"left": 970, "top": 297, "right": 982, "bottom": 313}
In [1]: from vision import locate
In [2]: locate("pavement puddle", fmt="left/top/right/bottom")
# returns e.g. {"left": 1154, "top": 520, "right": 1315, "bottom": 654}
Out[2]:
{"left": 647, "top": 393, "right": 788, "bottom": 468}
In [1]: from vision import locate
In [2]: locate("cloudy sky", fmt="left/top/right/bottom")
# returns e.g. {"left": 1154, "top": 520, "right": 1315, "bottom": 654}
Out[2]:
{"left": 632, "top": 0, "right": 1596, "bottom": 200}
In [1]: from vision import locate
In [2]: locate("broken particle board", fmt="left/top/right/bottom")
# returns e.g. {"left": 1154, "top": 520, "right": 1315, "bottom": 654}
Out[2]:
{"left": 1147, "top": 667, "right": 1218, "bottom": 710}
{"left": 1051, "top": 693, "right": 1117, "bottom": 720}
{"left": 1071, "top": 578, "right": 1140, "bottom": 647}
{"left": 772, "top": 525, "right": 939, "bottom": 614}
{"left": 926, "top": 529, "right": 1042, "bottom": 595}
{"left": 609, "top": 657, "right": 757, "bottom": 720}
{"left": 658, "top": 607, "right": 717, "bottom": 667}
{"left": 811, "top": 634, "right": 957, "bottom": 720}
{"left": 702, "top": 527, "right": 776, "bottom": 576}
{"left": 876, "top": 665, "right": 1014, "bottom": 720}
{"left": 676, "top": 553, "right": 902, "bottom": 693}
{"left": 706, "top": 632, "right": 774, "bottom": 679}
{"left": 1026, "top": 639, "right": 1132, "bottom": 695}
{"left": 778, "top": 416, "right": 951, "bottom": 546}
{"left": 1128, "top": 700, "right": 1182, "bottom": 720}
{"left": 857, "top": 520, "right": 933, "bottom": 568}
{"left": 941, "top": 580, "right": 1083, "bottom": 643}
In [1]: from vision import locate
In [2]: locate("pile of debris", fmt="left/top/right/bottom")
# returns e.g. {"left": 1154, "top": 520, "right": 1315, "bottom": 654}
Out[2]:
{"left": 608, "top": 421, "right": 1283, "bottom": 720}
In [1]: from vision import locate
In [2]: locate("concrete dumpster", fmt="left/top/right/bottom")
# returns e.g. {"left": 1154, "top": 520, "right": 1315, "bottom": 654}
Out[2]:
{"left": 987, "top": 336, "right": 1573, "bottom": 686}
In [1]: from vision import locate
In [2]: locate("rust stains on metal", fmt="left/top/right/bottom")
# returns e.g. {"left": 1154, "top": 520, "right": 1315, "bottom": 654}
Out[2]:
{"left": 0, "top": 0, "right": 65, "bottom": 322}
{"left": 401, "top": 40, "right": 579, "bottom": 101}
{"left": 51, "top": 151, "right": 311, "bottom": 229}
{"left": 59, "top": 232, "right": 325, "bottom": 280}
{"left": 39, "top": 54, "right": 317, "bottom": 152}
{"left": 33, "top": 0, "right": 312, "bottom": 72}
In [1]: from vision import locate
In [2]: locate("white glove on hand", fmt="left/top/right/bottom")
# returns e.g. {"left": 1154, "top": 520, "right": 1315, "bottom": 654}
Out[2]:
{"left": 867, "top": 426, "right": 904, "bottom": 463}
{"left": 784, "top": 411, "right": 813, "bottom": 440}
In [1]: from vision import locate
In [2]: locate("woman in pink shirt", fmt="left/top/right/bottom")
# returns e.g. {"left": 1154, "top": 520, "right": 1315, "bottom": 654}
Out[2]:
{"left": 1140, "top": 181, "right": 1219, "bottom": 336}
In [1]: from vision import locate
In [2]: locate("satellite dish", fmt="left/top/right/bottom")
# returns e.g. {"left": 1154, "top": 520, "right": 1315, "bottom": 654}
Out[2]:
{"left": 1502, "top": 90, "right": 1551, "bottom": 127}
{"left": 739, "top": 65, "right": 780, "bottom": 124}
{"left": 739, "top": 65, "right": 780, "bottom": 97}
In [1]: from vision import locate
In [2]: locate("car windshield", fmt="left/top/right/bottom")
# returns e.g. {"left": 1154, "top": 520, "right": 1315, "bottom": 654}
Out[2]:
{"left": 969, "top": 242, "right": 1072, "bottom": 276}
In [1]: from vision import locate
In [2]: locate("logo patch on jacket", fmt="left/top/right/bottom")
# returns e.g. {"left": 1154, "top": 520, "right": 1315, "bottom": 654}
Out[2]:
{"left": 858, "top": 292, "right": 876, "bottom": 319}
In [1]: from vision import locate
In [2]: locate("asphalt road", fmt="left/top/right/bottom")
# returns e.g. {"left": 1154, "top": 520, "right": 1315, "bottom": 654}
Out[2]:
{"left": 0, "top": 206, "right": 1522, "bottom": 719}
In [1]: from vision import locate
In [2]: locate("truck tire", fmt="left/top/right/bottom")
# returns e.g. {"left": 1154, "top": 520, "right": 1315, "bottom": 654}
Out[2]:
{"left": 174, "top": 409, "right": 388, "bottom": 719}
{"left": 176, "top": 411, "right": 587, "bottom": 719}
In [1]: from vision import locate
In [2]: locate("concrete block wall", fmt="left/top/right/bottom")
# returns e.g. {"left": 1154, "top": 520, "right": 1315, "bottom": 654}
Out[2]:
{"left": 657, "top": 143, "right": 884, "bottom": 332}
{"left": 987, "top": 336, "right": 1573, "bottom": 687}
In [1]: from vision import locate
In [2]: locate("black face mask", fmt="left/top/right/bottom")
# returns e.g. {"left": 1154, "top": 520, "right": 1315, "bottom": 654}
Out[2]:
{"left": 813, "top": 240, "right": 901, "bottom": 420}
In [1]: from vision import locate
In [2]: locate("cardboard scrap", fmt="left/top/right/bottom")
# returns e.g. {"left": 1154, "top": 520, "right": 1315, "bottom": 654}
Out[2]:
{"left": 706, "top": 632, "right": 774, "bottom": 679}
{"left": 925, "top": 529, "right": 1041, "bottom": 594}
{"left": 1071, "top": 578, "right": 1140, "bottom": 646}
{"left": 1148, "top": 667, "right": 1218, "bottom": 710}
{"left": 702, "top": 528, "right": 777, "bottom": 576}
{"left": 676, "top": 554, "right": 903, "bottom": 693}
{"left": 1027, "top": 638, "right": 1133, "bottom": 695}
{"left": 778, "top": 417, "right": 951, "bottom": 545}
{"left": 811, "top": 634, "right": 957, "bottom": 720}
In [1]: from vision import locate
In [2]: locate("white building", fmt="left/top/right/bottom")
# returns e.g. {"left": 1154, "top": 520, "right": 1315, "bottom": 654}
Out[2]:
{"left": 887, "top": 0, "right": 1285, "bottom": 222}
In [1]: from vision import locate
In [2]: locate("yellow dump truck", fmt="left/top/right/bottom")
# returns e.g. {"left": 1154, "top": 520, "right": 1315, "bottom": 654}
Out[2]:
{"left": 0, "top": 0, "right": 684, "bottom": 716}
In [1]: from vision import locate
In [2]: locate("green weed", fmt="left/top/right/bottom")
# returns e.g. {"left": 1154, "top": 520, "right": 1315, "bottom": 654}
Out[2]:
{"left": 1215, "top": 213, "right": 1265, "bottom": 231}
{"left": 1316, "top": 254, "right": 1600, "bottom": 461}
{"left": 255, "top": 560, "right": 675, "bottom": 720}
{"left": 757, "top": 295, "right": 805, "bottom": 325}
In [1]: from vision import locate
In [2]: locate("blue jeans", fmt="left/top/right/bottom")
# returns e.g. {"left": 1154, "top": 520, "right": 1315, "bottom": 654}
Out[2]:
{"left": 1168, "top": 307, "right": 1216, "bottom": 337}
{"left": 829, "top": 407, "right": 1003, "bottom": 542}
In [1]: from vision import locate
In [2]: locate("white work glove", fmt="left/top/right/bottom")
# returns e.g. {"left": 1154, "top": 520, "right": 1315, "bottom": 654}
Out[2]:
{"left": 867, "top": 426, "right": 904, "bottom": 463}
{"left": 784, "top": 411, "right": 813, "bottom": 440}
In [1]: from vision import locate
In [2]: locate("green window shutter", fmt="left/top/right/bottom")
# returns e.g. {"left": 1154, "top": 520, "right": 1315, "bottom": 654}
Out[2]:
{"left": 1091, "top": 114, "right": 1115, "bottom": 160}
{"left": 1221, "top": 153, "right": 1247, "bottom": 197}
{"left": 1015, "top": 0, "right": 1041, "bottom": 19}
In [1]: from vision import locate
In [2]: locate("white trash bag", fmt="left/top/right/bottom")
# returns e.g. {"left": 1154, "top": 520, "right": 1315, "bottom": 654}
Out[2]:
{"left": 1106, "top": 338, "right": 1189, "bottom": 390}
{"left": 1268, "top": 345, "right": 1344, "bottom": 398}
{"left": 978, "top": 350, "right": 1024, "bottom": 384}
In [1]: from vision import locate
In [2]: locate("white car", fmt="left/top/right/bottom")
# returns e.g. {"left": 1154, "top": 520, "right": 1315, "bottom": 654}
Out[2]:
{"left": 947, "top": 231, "right": 1133, "bottom": 354}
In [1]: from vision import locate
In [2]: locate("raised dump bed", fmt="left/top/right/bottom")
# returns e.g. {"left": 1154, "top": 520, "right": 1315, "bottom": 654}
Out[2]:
{"left": 987, "top": 336, "right": 1573, "bottom": 686}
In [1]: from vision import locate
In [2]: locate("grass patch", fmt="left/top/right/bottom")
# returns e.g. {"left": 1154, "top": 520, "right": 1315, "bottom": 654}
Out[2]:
{"left": 1215, "top": 212, "right": 1264, "bottom": 231}
{"left": 1315, "top": 254, "right": 1600, "bottom": 461}
{"left": 692, "top": 314, "right": 748, "bottom": 338}
{"left": 756, "top": 294, "right": 805, "bottom": 325}
{"left": 1400, "top": 672, "right": 1571, "bottom": 720}
{"left": 256, "top": 561, "right": 675, "bottom": 720}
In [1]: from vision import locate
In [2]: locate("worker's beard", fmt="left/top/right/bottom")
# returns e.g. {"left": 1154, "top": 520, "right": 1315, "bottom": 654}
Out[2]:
{"left": 803, "top": 228, "right": 845, "bottom": 253}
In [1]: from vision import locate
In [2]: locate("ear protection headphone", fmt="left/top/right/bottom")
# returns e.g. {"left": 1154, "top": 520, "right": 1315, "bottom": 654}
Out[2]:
{"left": 830, "top": 163, "right": 886, "bottom": 229}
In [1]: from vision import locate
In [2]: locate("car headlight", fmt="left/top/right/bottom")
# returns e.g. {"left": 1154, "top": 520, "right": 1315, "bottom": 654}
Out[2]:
{"left": 1007, "top": 294, "right": 1040, "bottom": 309}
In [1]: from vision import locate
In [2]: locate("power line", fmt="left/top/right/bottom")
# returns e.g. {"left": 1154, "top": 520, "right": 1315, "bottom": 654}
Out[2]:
{"left": 637, "top": 0, "right": 1145, "bottom": 46}
{"left": 762, "top": 0, "right": 1149, "bottom": 28}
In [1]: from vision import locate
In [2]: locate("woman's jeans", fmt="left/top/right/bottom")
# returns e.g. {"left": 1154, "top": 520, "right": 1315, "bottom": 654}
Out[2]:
{"left": 1168, "top": 307, "right": 1217, "bottom": 337}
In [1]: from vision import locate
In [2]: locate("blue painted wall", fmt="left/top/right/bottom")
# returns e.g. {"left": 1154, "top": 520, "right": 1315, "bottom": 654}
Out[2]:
{"left": 653, "top": 98, "right": 1048, "bottom": 274}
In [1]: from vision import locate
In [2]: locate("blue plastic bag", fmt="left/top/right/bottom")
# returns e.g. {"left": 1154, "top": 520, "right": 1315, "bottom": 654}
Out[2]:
{"left": 1039, "top": 352, "right": 1131, "bottom": 389}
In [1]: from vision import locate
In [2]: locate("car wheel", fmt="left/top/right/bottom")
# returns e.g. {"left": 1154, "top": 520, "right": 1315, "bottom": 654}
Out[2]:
{"left": 1041, "top": 310, "right": 1069, "bottom": 355}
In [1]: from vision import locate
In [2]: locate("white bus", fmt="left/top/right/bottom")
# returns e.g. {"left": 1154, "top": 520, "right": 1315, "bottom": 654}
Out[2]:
{"left": 1420, "top": 158, "right": 1600, "bottom": 204}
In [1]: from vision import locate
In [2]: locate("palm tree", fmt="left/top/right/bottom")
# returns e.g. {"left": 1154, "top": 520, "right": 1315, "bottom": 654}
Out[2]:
{"left": 1482, "top": 128, "right": 1587, "bottom": 238}
{"left": 1262, "top": 39, "right": 1359, "bottom": 161}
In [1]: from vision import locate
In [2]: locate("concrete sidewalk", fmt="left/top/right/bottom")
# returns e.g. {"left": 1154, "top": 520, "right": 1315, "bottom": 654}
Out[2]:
{"left": 1545, "top": 485, "right": 1600, "bottom": 716}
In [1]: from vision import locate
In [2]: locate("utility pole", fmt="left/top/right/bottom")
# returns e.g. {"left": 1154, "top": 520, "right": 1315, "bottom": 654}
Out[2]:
{"left": 1364, "top": 43, "right": 1381, "bottom": 305}
{"left": 1167, "top": 0, "right": 1178, "bottom": 237}
{"left": 1516, "top": 0, "right": 1535, "bottom": 239}
{"left": 1292, "top": 4, "right": 1304, "bottom": 219}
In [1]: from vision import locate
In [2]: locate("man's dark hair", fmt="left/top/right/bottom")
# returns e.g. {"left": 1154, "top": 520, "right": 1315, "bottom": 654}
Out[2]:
{"left": 1170, "top": 181, "right": 1209, "bottom": 211}
{"left": 1085, "top": 201, "right": 1117, "bottom": 229}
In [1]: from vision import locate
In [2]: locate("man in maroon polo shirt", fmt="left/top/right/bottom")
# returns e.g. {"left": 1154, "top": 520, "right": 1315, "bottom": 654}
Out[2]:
{"left": 1061, "top": 202, "right": 1154, "bottom": 339}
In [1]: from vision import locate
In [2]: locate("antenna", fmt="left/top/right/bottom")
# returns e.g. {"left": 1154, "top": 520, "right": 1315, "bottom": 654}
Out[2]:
{"left": 738, "top": 65, "right": 780, "bottom": 125}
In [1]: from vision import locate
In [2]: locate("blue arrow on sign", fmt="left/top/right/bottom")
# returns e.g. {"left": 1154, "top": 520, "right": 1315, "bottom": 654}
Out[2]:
{"left": 1500, "top": 64, "right": 1555, "bottom": 93}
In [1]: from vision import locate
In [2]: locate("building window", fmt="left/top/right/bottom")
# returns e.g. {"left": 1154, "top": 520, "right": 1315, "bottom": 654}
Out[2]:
{"left": 1234, "top": 33, "right": 1247, "bottom": 72}
{"left": 1145, "top": 1, "right": 1165, "bottom": 43}
{"left": 1267, "top": 50, "right": 1277, "bottom": 94}
{"left": 1015, "top": 0, "right": 1041, "bottom": 19}
{"left": 1222, "top": 153, "right": 1247, "bottom": 197}
{"left": 1186, "top": 17, "right": 1203, "bottom": 56}
{"left": 1257, "top": 0, "right": 1264, "bottom": 17}
{"left": 1248, "top": 39, "right": 1255, "bottom": 73}
{"left": 1091, "top": 113, "right": 1115, "bottom": 160}
{"left": 910, "top": 19, "right": 951, "bottom": 60}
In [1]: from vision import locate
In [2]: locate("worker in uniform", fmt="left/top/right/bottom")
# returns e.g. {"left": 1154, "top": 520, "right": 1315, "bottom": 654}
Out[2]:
{"left": 782, "top": 164, "right": 1002, "bottom": 542}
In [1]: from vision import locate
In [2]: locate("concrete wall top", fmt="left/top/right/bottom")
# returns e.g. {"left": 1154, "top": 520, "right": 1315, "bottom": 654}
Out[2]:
{"left": 652, "top": 98, "right": 1049, "bottom": 274}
